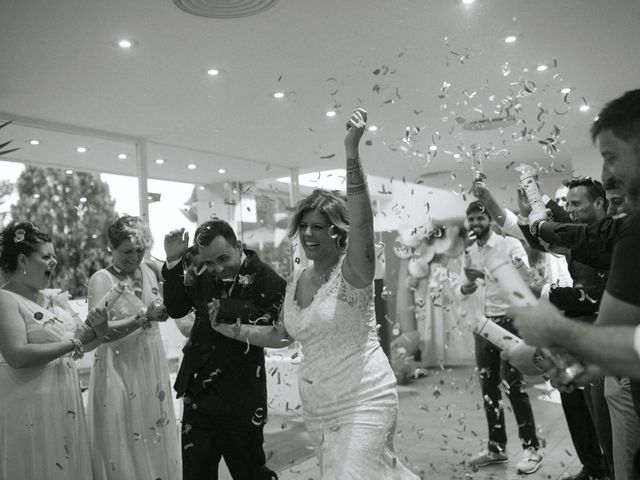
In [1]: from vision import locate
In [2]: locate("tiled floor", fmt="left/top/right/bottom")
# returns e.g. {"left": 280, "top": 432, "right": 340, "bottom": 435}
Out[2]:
{"left": 269, "top": 366, "right": 582, "bottom": 480}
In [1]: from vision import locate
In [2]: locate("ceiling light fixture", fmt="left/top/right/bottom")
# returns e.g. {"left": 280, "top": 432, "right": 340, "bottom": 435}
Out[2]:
{"left": 326, "top": 111, "right": 336, "bottom": 117}
{"left": 560, "top": 87, "right": 572, "bottom": 94}
{"left": 218, "top": 168, "right": 226, "bottom": 174}
{"left": 579, "top": 105, "right": 591, "bottom": 112}
{"left": 76, "top": 147, "right": 87, "bottom": 153}
{"left": 117, "top": 39, "right": 138, "bottom": 49}
{"left": 207, "top": 68, "right": 220, "bottom": 76}
{"left": 187, "top": 163, "right": 197, "bottom": 170}
{"left": 462, "top": 0, "right": 475, "bottom": 4}
{"left": 273, "top": 92, "right": 285, "bottom": 99}
{"left": 368, "top": 125, "right": 378, "bottom": 132}
{"left": 118, "top": 153, "right": 128, "bottom": 160}
{"left": 29, "top": 139, "right": 40, "bottom": 145}
{"left": 155, "top": 158, "right": 165, "bottom": 165}
{"left": 504, "top": 35, "right": 517, "bottom": 43}
{"left": 65, "top": 169, "right": 73, "bottom": 175}
{"left": 429, "top": 145, "right": 438, "bottom": 152}
{"left": 536, "top": 64, "right": 548, "bottom": 72}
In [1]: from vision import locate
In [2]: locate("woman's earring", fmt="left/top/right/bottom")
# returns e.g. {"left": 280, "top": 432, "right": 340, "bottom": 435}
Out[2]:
{"left": 23, "top": 269, "right": 27, "bottom": 275}
{"left": 328, "top": 226, "right": 339, "bottom": 240}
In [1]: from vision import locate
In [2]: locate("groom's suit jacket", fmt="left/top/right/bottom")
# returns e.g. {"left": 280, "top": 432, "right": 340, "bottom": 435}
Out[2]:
{"left": 163, "top": 249, "right": 286, "bottom": 424}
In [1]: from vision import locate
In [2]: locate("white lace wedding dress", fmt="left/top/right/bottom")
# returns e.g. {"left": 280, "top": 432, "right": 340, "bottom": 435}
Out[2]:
{"left": 283, "top": 259, "right": 419, "bottom": 479}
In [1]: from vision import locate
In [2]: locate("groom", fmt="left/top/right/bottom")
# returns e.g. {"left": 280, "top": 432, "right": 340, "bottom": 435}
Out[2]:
{"left": 163, "top": 219, "right": 286, "bottom": 480}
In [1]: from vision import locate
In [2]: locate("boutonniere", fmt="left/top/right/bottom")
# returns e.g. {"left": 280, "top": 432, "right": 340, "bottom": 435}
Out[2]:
{"left": 237, "top": 273, "right": 255, "bottom": 289}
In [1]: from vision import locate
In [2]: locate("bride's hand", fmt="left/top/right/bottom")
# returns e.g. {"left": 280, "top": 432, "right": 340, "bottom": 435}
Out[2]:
{"left": 211, "top": 321, "right": 241, "bottom": 340}
{"left": 344, "top": 108, "right": 367, "bottom": 156}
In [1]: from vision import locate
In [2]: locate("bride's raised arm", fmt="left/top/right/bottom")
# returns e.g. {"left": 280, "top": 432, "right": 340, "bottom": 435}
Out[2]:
{"left": 342, "top": 108, "right": 375, "bottom": 288}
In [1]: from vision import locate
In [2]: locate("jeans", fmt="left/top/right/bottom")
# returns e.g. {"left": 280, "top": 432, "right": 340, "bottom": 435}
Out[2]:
{"left": 474, "top": 316, "right": 540, "bottom": 453}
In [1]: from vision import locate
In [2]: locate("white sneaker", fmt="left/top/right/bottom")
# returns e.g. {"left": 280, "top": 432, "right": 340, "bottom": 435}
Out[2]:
{"left": 516, "top": 447, "right": 543, "bottom": 474}
{"left": 468, "top": 448, "right": 509, "bottom": 467}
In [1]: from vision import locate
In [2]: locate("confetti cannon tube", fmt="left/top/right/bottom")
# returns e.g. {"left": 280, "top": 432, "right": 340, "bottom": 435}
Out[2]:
{"left": 95, "top": 281, "right": 127, "bottom": 310}
{"left": 471, "top": 144, "right": 484, "bottom": 181}
{"left": 473, "top": 316, "right": 522, "bottom": 350}
{"left": 487, "top": 255, "right": 585, "bottom": 384}
{"left": 518, "top": 164, "right": 547, "bottom": 214}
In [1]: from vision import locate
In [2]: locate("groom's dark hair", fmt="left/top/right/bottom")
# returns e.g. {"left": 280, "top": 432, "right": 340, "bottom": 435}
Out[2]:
{"left": 195, "top": 219, "right": 238, "bottom": 247}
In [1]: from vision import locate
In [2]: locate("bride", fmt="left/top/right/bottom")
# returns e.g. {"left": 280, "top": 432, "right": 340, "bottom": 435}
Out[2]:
{"left": 211, "top": 109, "right": 419, "bottom": 479}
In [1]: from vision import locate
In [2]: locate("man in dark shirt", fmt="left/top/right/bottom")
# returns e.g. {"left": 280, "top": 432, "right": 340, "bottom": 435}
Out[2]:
{"left": 521, "top": 178, "right": 612, "bottom": 479}
{"left": 509, "top": 88, "right": 640, "bottom": 479}
{"left": 163, "top": 220, "right": 286, "bottom": 480}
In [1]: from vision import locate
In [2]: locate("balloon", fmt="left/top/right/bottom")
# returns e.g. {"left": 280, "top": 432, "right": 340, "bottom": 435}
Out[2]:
{"left": 412, "top": 242, "right": 435, "bottom": 265}
{"left": 404, "top": 275, "right": 420, "bottom": 289}
{"left": 392, "top": 236, "right": 413, "bottom": 259}
{"left": 398, "top": 227, "right": 422, "bottom": 248}
{"left": 408, "top": 257, "right": 430, "bottom": 278}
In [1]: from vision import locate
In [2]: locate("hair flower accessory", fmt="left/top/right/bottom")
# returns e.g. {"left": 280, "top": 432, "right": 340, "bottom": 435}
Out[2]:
{"left": 238, "top": 273, "right": 255, "bottom": 289}
{"left": 14, "top": 228, "right": 25, "bottom": 243}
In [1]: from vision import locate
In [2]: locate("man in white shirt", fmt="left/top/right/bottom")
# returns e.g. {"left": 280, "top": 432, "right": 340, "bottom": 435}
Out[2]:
{"left": 461, "top": 201, "right": 543, "bottom": 474}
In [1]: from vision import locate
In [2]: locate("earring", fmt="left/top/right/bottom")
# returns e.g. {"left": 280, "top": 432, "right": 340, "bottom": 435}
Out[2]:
{"left": 23, "top": 269, "right": 27, "bottom": 275}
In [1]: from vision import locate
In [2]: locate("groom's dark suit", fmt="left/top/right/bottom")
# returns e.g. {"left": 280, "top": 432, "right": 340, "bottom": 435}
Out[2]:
{"left": 163, "top": 249, "right": 286, "bottom": 480}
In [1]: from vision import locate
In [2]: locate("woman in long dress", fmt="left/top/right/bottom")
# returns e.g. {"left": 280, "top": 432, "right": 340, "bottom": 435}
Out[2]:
{"left": 87, "top": 215, "right": 181, "bottom": 480}
{"left": 212, "top": 110, "right": 419, "bottom": 479}
{"left": 0, "top": 221, "right": 107, "bottom": 479}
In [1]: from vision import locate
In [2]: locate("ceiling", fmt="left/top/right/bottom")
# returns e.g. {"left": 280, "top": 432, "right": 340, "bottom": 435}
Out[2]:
{"left": 1, "top": 0, "right": 639, "bottom": 192}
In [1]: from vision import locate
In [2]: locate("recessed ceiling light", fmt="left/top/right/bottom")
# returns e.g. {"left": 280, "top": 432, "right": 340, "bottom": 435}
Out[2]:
{"left": 118, "top": 153, "right": 128, "bottom": 160}
{"left": 462, "top": 0, "right": 475, "bottom": 4}
{"left": 207, "top": 68, "right": 220, "bottom": 76}
{"left": 367, "top": 125, "right": 378, "bottom": 132}
{"left": 429, "top": 145, "right": 438, "bottom": 152}
{"left": 218, "top": 168, "right": 226, "bottom": 174}
{"left": 155, "top": 158, "right": 165, "bottom": 165}
{"left": 504, "top": 35, "right": 517, "bottom": 43}
{"left": 76, "top": 147, "right": 87, "bottom": 153}
{"left": 453, "top": 153, "right": 461, "bottom": 159}
{"left": 326, "top": 111, "right": 336, "bottom": 117}
{"left": 29, "top": 139, "right": 40, "bottom": 145}
{"left": 187, "top": 163, "right": 197, "bottom": 170}
{"left": 79, "top": 197, "right": 87, "bottom": 203}
{"left": 579, "top": 105, "right": 591, "bottom": 112}
{"left": 273, "top": 92, "right": 285, "bottom": 99}
{"left": 560, "top": 87, "right": 572, "bottom": 95}
{"left": 536, "top": 64, "right": 548, "bottom": 72}
{"left": 65, "top": 169, "right": 73, "bottom": 175}
{"left": 117, "top": 39, "right": 138, "bottom": 49}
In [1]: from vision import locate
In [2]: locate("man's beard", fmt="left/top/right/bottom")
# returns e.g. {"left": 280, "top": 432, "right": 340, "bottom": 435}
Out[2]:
{"left": 473, "top": 225, "right": 491, "bottom": 239}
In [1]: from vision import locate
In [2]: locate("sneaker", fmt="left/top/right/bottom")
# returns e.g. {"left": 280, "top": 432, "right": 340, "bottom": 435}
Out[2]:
{"left": 563, "top": 467, "right": 610, "bottom": 480}
{"left": 468, "top": 449, "right": 509, "bottom": 467}
{"left": 516, "top": 447, "right": 543, "bottom": 474}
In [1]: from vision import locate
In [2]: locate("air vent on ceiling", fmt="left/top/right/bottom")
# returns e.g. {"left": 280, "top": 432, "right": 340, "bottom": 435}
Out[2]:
{"left": 173, "top": 0, "right": 279, "bottom": 18}
{"left": 462, "top": 115, "right": 517, "bottom": 131}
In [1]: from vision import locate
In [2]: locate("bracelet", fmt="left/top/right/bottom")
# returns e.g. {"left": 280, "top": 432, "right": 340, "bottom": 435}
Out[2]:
{"left": 69, "top": 338, "right": 84, "bottom": 360}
